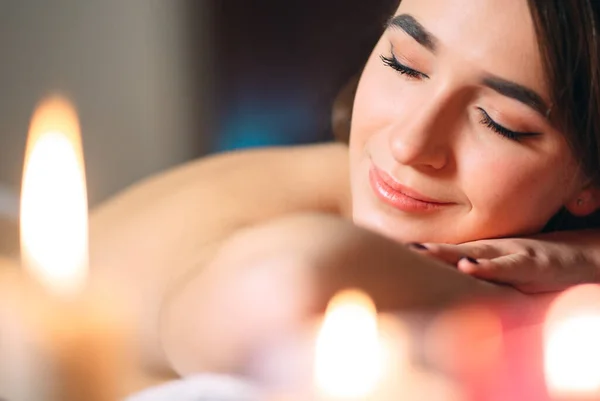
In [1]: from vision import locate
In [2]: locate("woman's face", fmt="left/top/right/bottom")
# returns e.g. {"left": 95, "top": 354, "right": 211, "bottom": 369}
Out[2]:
{"left": 349, "top": 0, "right": 586, "bottom": 244}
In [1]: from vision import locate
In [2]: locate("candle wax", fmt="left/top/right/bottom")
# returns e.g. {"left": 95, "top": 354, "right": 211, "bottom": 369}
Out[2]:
{"left": 0, "top": 269, "right": 136, "bottom": 401}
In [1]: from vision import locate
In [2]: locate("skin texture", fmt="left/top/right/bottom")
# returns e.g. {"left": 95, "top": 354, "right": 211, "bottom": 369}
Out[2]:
{"left": 350, "top": 0, "right": 594, "bottom": 245}
{"left": 160, "top": 213, "right": 515, "bottom": 375}
{"left": 83, "top": 0, "right": 600, "bottom": 379}
{"left": 159, "top": 0, "right": 593, "bottom": 375}
{"left": 89, "top": 144, "right": 351, "bottom": 373}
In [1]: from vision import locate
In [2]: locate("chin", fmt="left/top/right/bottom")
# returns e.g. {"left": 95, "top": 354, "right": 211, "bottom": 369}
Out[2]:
{"left": 351, "top": 176, "right": 457, "bottom": 244}
{"left": 352, "top": 203, "right": 471, "bottom": 244}
{"left": 352, "top": 208, "right": 420, "bottom": 244}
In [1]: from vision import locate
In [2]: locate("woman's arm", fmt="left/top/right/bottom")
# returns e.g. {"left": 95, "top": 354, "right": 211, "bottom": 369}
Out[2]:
{"left": 88, "top": 144, "right": 350, "bottom": 374}
{"left": 160, "top": 213, "right": 522, "bottom": 376}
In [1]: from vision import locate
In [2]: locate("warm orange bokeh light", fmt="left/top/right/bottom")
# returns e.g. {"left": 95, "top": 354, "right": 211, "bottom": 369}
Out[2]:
{"left": 544, "top": 284, "right": 600, "bottom": 398}
{"left": 20, "top": 96, "right": 89, "bottom": 296}
{"left": 314, "top": 289, "right": 383, "bottom": 399}
{"left": 424, "top": 305, "right": 503, "bottom": 376}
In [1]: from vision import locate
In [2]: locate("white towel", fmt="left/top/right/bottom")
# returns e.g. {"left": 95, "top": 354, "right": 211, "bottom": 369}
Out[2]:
{"left": 126, "top": 374, "right": 262, "bottom": 401}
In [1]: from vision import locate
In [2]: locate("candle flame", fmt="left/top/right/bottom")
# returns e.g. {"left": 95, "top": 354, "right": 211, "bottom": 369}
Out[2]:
{"left": 314, "top": 289, "right": 383, "bottom": 399}
{"left": 20, "top": 96, "right": 89, "bottom": 296}
{"left": 544, "top": 285, "right": 600, "bottom": 398}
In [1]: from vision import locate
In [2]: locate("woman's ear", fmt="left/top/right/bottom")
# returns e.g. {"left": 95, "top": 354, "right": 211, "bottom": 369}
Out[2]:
{"left": 565, "top": 187, "right": 600, "bottom": 217}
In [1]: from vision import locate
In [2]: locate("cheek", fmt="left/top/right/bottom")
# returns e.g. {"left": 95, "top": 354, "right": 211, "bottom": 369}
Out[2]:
{"left": 350, "top": 69, "right": 386, "bottom": 155}
{"left": 467, "top": 159, "right": 530, "bottom": 206}
{"left": 462, "top": 148, "right": 577, "bottom": 230}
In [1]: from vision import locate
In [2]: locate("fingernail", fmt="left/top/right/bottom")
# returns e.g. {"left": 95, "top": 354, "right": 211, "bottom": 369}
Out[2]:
{"left": 408, "top": 243, "right": 429, "bottom": 251}
{"left": 461, "top": 256, "right": 479, "bottom": 265}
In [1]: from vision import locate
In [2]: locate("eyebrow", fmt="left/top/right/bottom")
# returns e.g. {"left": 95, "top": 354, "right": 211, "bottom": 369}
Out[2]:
{"left": 387, "top": 14, "right": 437, "bottom": 52}
{"left": 482, "top": 76, "right": 550, "bottom": 117}
{"left": 387, "top": 14, "right": 550, "bottom": 118}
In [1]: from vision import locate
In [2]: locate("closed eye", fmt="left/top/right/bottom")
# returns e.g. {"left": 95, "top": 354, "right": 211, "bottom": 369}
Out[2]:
{"left": 380, "top": 54, "right": 429, "bottom": 80}
{"left": 477, "top": 107, "right": 540, "bottom": 141}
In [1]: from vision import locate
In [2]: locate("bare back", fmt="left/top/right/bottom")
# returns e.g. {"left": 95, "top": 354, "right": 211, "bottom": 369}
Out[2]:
{"left": 88, "top": 143, "right": 350, "bottom": 371}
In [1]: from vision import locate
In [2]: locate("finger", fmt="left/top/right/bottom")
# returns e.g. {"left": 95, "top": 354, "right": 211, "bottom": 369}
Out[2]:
{"left": 457, "top": 253, "right": 536, "bottom": 285}
{"left": 405, "top": 243, "right": 464, "bottom": 265}
{"left": 415, "top": 242, "right": 503, "bottom": 265}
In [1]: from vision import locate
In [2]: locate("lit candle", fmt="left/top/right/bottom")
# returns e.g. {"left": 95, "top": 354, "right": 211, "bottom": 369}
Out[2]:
{"left": 314, "top": 289, "right": 385, "bottom": 399}
{"left": 0, "top": 96, "right": 133, "bottom": 401}
{"left": 544, "top": 284, "right": 600, "bottom": 401}
{"left": 309, "top": 289, "right": 465, "bottom": 401}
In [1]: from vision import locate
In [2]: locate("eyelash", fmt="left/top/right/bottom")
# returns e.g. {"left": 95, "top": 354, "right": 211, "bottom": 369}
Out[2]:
{"left": 380, "top": 53, "right": 537, "bottom": 141}
{"left": 477, "top": 107, "right": 534, "bottom": 141}
{"left": 380, "top": 54, "right": 428, "bottom": 79}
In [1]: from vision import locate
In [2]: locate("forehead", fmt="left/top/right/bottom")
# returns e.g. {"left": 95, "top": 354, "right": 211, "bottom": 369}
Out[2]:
{"left": 396, "top": 0, "right": 549, "bottom": 100}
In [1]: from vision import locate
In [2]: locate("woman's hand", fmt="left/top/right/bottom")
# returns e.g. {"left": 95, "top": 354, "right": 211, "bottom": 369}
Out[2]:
{"left": 411, "top": 231, "right": 600, "bottom": 294}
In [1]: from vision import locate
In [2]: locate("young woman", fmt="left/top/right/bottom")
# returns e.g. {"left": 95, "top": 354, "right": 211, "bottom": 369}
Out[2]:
{"left": 89, "top": 0, "right": 600, "bottom": 377}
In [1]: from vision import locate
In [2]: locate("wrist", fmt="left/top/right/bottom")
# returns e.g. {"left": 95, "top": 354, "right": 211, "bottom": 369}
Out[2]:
{"left": 534, "top": 229, "right": 600, "bottom": 285}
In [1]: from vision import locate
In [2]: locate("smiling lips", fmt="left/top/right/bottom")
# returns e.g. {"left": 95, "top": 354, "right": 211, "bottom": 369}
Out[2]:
{"left": 368, "top": 165, "right": 454, "bottom": 213}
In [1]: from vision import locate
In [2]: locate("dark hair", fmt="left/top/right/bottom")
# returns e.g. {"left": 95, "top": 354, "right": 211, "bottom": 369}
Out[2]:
{"left": 333, "top": 0, "right": 600, "bottom": 232}
{"left": 528, "top": 1, "right": 600, "bottom": 185}
{"left": 332, "top": 75, "right": 360, "bottom": 143}
{"left": 332, "top": 0, "right": 398, "bottom": 144}
{"left": 528, "top": 1, "right": 600, "bottom": 231}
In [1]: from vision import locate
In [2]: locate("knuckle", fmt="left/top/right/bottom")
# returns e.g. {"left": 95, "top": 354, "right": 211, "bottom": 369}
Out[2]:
{"left": 468, "top": 244, "right": 495, "bottom": 259}
{"left": 536, "top": 252, "right": 552, "bottom": 267}
{"left": 481, "top": 244, "right": 499, "bottom": 257}
{"left": 518, "top": 243, "right": 538, "bottom": 258}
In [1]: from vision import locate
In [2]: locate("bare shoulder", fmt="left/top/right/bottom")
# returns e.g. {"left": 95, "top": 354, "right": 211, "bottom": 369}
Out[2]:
{"left": 200, "top": 143, "right": 350, "bottom": 215}
{"left": 92, "top": 143, "right": 350, "bottom": 226}
{"left": 196, "top": 142, "right": 348, "bottom": 173}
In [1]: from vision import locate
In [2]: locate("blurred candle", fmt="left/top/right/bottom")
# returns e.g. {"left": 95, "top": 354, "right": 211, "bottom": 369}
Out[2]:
{"left": 0, "top": 96, "right": 132, "bottom": 401}
{"left": 20, "top": 95, "right": 89, "bottom": 295}
{"left": 310, "top": 289, "right": 465, "bottom": 401}
{"left": 314, "top": 289, "right": 384, "bottom": 400}
{"left": 544, "top": 284, "right": 600, "bottom": 401}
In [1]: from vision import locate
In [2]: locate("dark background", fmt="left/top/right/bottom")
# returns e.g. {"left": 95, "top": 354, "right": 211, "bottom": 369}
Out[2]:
{"left": 196, "top": 0, "right": 398, "bottom": 152}
{"left": 0, "top": 0, "right": 398, "bottom": 207}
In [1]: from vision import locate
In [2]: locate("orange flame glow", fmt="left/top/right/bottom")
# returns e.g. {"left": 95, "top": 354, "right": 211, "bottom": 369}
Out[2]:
{"left": 544, "top": 284, "right": 600, "bottom": 399}
{"left": 20, "top": 96, "right": 89, "bottom": 296}
{"left": 314, "top": 289, "right": 384, "bottom": 399}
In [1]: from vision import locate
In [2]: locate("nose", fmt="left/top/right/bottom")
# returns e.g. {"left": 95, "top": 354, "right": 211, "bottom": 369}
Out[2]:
{"left": 389, "top": 85, "right": 462, "bottom": 171}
